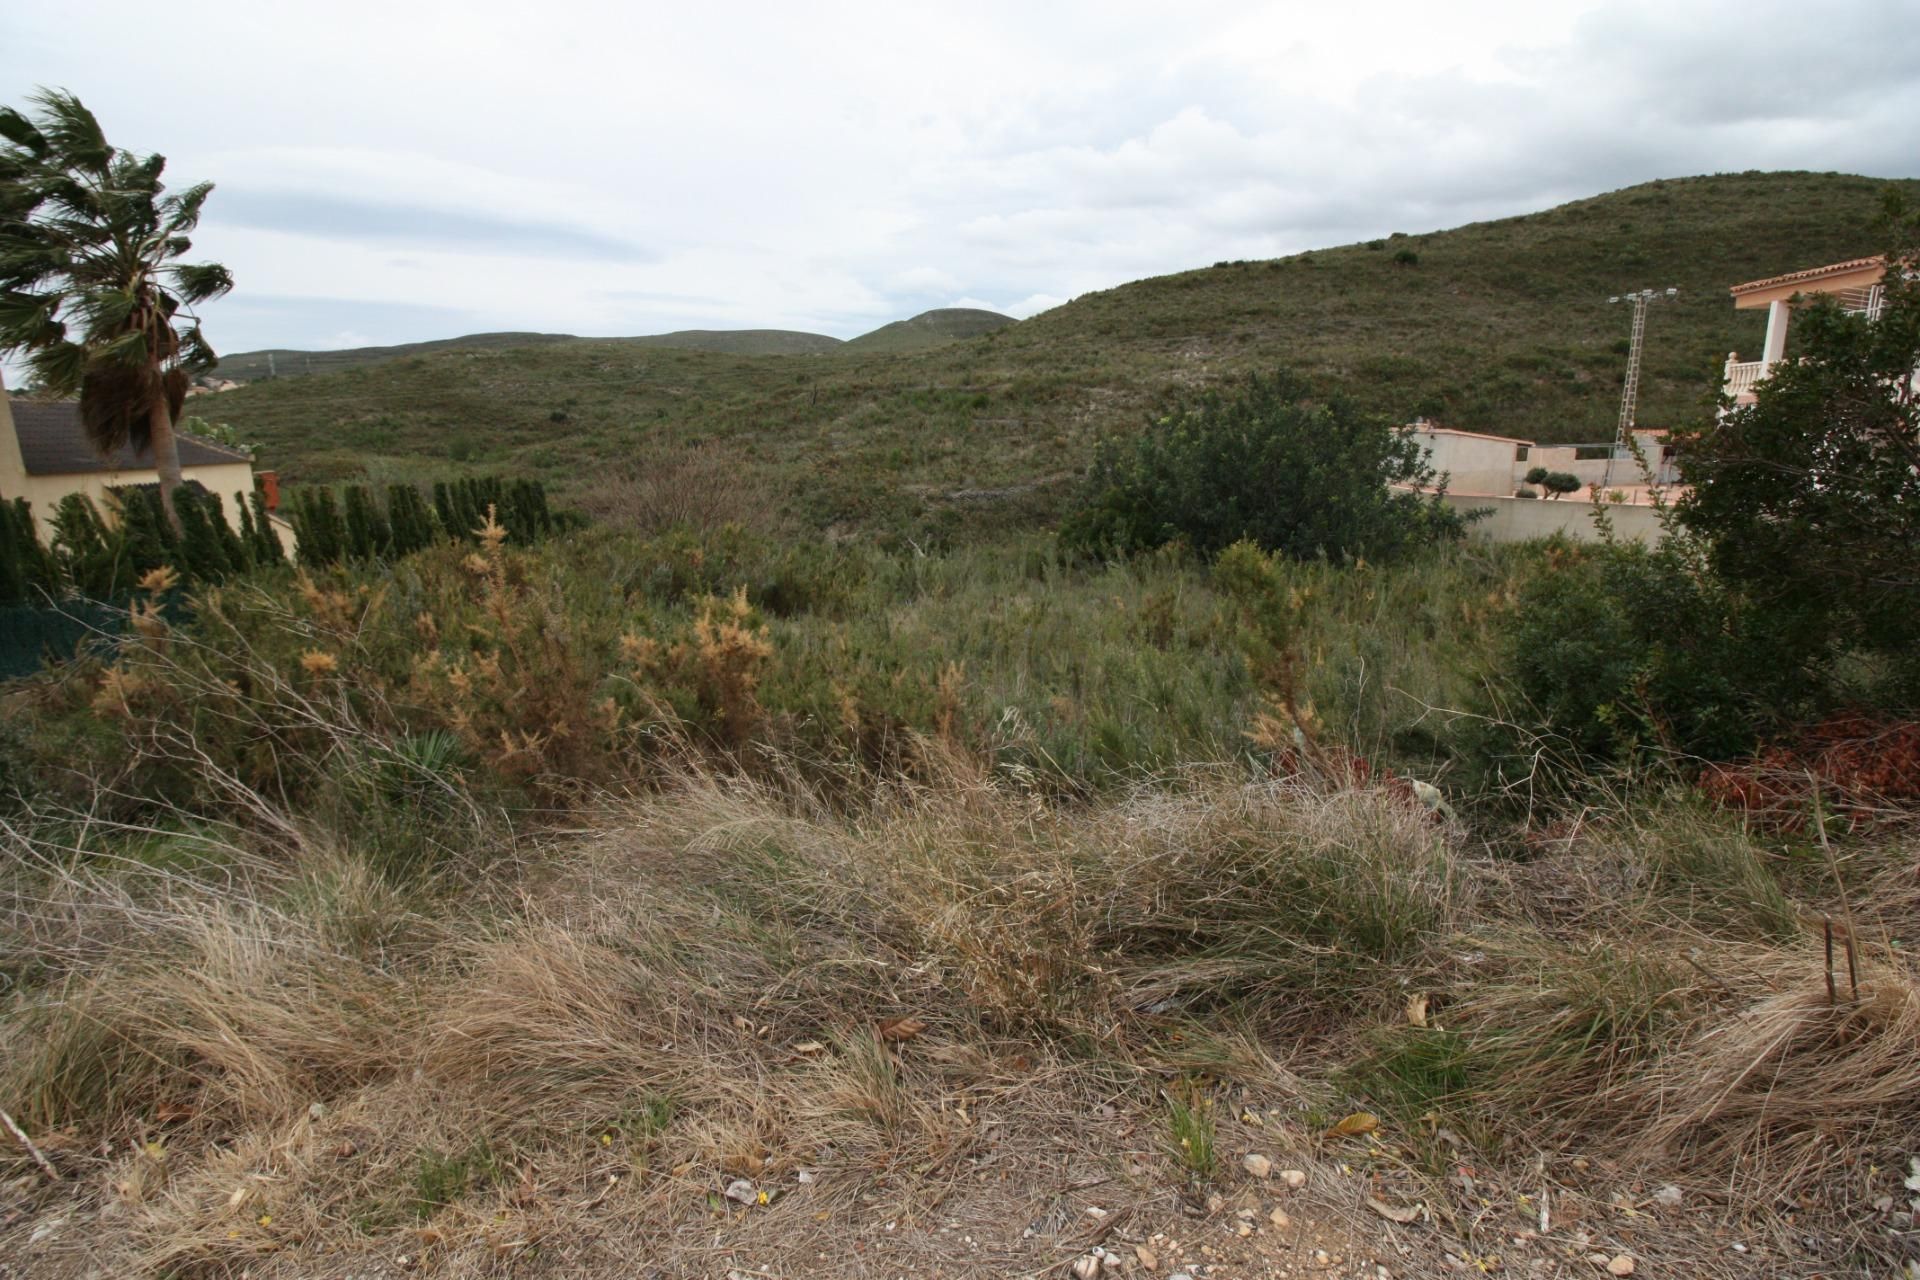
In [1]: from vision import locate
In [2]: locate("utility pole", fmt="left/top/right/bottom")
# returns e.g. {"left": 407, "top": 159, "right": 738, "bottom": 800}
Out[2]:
{"left": 1604, "top": 287, "right": 1678, "bottom": 492}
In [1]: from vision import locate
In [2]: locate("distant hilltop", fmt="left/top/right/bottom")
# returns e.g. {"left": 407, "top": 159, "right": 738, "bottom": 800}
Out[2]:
{"left": 210, "top": 308, "right": 1018, "bottom": 383}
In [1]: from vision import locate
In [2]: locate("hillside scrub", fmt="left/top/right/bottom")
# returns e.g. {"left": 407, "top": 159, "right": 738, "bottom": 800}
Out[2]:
{"left": 195, "top": 174, "right": 1918, "bottom": 545}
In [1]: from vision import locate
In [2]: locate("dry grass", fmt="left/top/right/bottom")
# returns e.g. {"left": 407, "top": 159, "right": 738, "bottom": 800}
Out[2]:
{"left": 4, "top": 760, "right": 1919, "bottom": 1276}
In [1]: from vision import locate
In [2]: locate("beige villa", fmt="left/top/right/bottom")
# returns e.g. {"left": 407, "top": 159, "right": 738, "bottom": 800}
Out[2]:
{"left": 1721, "top": 255, "right": 1893, "bottom": 403}
{"left": 0, "top": 391, "right": 293, "bottom": 553}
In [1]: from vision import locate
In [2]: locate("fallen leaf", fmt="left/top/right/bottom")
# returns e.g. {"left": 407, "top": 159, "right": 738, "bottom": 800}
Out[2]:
{"left": 1405, "top": 994, "right": 1429, "bottom": 1028}
{"left": 793, "top": 1040, "right": 828, "bottom": 1055}
{"left": 154, "top": 1102, "right": 195, "bottom": 1124}
{"left": 877, "top": 1016, "right": 927, "bottom": 1042}
{"left": 1367, "top": 1195, "right": 1421, "bottom": 1224}
{"left": 1606, "top": 1255, "right": 1636, "bottom": 1276}
{"left": 1328, "top": 1111, "right": 1381, "bottom": 1138}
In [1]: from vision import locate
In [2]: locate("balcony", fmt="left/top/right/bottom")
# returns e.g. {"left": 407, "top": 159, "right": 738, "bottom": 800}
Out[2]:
{"left": 1723, "top": 355, "right": 1766, "bottom": 401}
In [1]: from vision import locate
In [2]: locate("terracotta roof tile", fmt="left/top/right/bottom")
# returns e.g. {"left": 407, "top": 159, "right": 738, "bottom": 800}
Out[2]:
{"left": 1729, "top": 255, "right": 1885, "bottom": 297}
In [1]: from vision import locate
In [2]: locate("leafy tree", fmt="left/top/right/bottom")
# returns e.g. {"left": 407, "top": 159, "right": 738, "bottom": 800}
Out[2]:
{"left": 1675, "top": 200, "right": 1920, "bottom": 697}
{"left": 0, "top": 90, "right": 234, "bottom": 531}
{"left": 1541, "top": 471, "right": 1581, "bottom": 500}
{"left": 1062, "top": 369, "right": 1467, "bottom": 561}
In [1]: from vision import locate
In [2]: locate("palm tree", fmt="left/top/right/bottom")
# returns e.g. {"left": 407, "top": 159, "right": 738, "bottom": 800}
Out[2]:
{"left": 0, "top": 90, "right": 234, "bottom": 530}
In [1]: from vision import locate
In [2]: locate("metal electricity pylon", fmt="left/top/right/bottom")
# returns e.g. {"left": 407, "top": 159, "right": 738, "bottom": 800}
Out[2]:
{"left": 1604, "top": 286, "right": 1678, "bottom": 491}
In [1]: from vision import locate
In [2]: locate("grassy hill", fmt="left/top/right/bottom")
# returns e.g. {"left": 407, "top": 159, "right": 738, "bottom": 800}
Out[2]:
{"left": 618, "top": 329, "right": 844, "bottom": 355}
{"left": 211, "top": 331, "right": 579, "bottom": 382}
{"left": 844, "top": 306, "right": 1017, "bottom": 353}
{"left": 206, "top": 171, "right": 1916, "bottom": 542}
{"left": 214, "top": 329, "right": 844, "bottom": 382}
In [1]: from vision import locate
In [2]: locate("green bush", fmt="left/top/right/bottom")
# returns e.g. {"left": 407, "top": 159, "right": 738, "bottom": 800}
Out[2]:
{"left": 1484, "top": 536, "right": 1809, "bottom": 776}
{"left": 1061, "top": 368, "right": 1467, "bottom": 562}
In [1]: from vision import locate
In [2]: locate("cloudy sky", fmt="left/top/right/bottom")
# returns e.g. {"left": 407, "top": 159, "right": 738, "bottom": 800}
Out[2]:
{"left": 4, "top": 0, "right": 1918, "bottom": 355}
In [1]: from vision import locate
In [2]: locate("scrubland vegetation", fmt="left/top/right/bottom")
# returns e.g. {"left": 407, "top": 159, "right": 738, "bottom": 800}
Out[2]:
{"left": 5, "top": 162, "right": 1920, "bottom": 1275}
{"left": 5, "top": 498, "right": 1919, "bottom": 1274}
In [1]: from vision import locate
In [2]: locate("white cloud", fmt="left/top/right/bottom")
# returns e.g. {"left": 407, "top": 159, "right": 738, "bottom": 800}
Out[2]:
{"left": 2, "top": 0, "right": 1914, "bottom": 352}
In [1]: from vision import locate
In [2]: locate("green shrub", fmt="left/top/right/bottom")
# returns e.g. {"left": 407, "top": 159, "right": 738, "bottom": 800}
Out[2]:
{"left": 1484, "top": 536, "right": 1801, "bottom": 775}
{"left": 1061, "top": 368, "right": 1467, "bottom": 562}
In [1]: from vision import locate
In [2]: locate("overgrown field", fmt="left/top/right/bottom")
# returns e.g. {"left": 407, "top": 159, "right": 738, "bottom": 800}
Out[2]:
{"left": 3, "top": 526, "right": 1917, "bottom": 1277}
{"left": 192, "top": 172, "right": 1917, "bottom": 544}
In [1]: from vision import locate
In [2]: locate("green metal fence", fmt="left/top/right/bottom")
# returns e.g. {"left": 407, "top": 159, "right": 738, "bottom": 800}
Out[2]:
{"left": 0, "top": 596, "right": 144, "bottom": 680}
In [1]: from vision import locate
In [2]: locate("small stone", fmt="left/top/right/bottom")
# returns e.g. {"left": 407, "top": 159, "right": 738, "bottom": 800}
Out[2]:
{"left": 307, "top": 1102, "right": 326, "bottom": 1121}
{"left": 1072, "top": 1254, "right": 1104, "bottom": 1280}
{"left": 1169, "top": 1274, "right": 1194, "bottom": 1280}
{"left": 1281, "top": 1169, "right": 1308, "bottom": 1189}
{"left": 1314, "top": 1249, "right": 1332, "bottom": 1265}
{"left": 1206, "top": 1192, "right": 1226, "bottom": 1215}
{"left": 1235, "top": 1209, "right": 1255, "bottom": 1221}
{"left": 1135, "top": 1244, "right": 1159, "bottom": 1270}
{"left": 1269, "top": 1208, "right": 1291, "bottom": 1229}
{"left": 1235, "top": 1222, "right": 1253, "bottom": 1237}
{"left": 1872, "top": 1194, "right": 1894, "bottom": 1212}
{"left": 796, "top": 1169, "right": 815, "bottom": 1184}
{"left": 1651, "top": 1184, "right": 1682, "bottom": 1208}
{"left": 1606, "top": 1256, "right": 1635, "bottom": 1277}
{"left": 723, "top": 1178, "right": 756, "bottom": 1205}
{"left": 1242, "top": 1153, "right": 1274, "bottom": 1179}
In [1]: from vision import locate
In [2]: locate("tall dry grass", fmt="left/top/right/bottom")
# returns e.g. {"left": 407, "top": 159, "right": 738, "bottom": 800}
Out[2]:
{"left": 4, "top": 754, "right": 1917, "bottom": 1274}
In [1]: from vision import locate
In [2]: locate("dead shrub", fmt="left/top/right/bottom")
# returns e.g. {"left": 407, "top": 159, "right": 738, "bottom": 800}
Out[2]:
{"left": 578, "top": 441, "right": 782, "bottom": 536}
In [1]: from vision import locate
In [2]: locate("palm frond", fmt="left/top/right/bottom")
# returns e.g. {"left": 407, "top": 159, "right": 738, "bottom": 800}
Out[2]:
{"left": 25, "top": 339, "right": 88, "bottom": 397}
{"left": 63, "top": 286, "right": 136, "bottom": 340}
{"left": 175, "top": 323, "right": 218, "bottom": 372}
{"left": 167, "top": 261, "right": 234, "bottom": 305}
{"left": 89, "top": 327, "right": 149, "bottom": 370}
{"left": 0, "top": 289, "right": 64, "bottom": 348}
{"left": 0, "top": 105, "right": 48, "bottom": 156}
{"left": 158, "top": 181, "right": 211, "bottom": 236}
{"left": 26, "top": 89, "right": 110, "bottom": 172}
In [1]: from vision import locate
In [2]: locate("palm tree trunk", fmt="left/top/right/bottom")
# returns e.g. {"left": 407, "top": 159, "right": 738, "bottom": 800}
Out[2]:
{"left": 148, "top": 392, "right": 184, "bottom": 534}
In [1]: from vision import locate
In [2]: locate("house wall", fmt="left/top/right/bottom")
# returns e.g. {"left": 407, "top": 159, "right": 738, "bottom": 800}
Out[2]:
{"left": 1441, "top": 492, "right": 1665, "bottom": 545}
{"left": 0, "top": 391, "right": 27, "bottom": 496}
{"left": 6, "top": 459, "right": 257, "bottom": 535}
{"left": 1411, "top": 430, "right": 1530, "bottom": 496}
